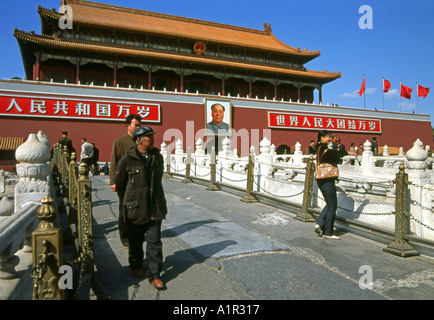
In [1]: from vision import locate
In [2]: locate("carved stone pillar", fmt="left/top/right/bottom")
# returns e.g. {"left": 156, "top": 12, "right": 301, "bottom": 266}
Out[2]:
{"left": 14, "top": 132, "right": 51, "bottom": 211}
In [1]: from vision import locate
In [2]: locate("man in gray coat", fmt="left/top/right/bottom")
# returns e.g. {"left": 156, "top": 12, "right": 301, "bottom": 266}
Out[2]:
{"left": 114, "top": 126, "right": 167, "bottom": 289}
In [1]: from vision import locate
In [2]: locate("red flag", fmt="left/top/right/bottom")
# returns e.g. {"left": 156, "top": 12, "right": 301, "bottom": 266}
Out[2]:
{"left": 383, "top": 79, "right": 391, "bottom": 93}
{"left": 358, "top": 77, "right": 365, "bottom": 96}
{"left": 400, "top": 83, "right": 413, "bottom": 100}
{"left": 417, "top": 84, "right": 430, "bottom": 98}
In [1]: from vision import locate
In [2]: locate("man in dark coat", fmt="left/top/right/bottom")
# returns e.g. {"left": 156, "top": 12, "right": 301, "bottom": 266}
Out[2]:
{"left": 109, "top": 114, "right": 141, "bottom": 249}
{"left": 371, "top": 137, "right": 379, "bottom": 156}
{"left": 58, "top": 131, "right": 75, "bottom": 154}
{"left": 91, "top": 143, "right": 99, "bottom": 175}
{"left": 114, "top": 126, "right": 167, "bottom": 289}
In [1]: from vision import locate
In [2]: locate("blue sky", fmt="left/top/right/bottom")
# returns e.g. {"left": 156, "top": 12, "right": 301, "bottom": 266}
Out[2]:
{"left": 1, "top": 0, "right": 433, "bottom": 126}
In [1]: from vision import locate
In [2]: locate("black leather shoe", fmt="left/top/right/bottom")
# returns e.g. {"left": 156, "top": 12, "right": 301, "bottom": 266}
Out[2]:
{"left": 121, "top": 239, "right": 129, "bottom": 249}
{"left": 132, "top": 268, "right": 144, "bottom": 277}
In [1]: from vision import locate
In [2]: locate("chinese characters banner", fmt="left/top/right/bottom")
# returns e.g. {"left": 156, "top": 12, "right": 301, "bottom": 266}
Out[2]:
{"left": 0, "top": 94, "right": 161, "bottom": 122}
{"left": 268, "top": 112, "right": 381, "bottom": 133}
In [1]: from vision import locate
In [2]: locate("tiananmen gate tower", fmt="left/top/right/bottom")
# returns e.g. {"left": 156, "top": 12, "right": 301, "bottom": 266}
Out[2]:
{"left": 0, "top": 0, "right": 432, "bottom": 170}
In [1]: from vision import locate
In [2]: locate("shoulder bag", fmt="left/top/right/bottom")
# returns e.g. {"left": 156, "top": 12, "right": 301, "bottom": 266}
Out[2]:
{"left": 315, "top": 148, "right": 339, "bottom": 180}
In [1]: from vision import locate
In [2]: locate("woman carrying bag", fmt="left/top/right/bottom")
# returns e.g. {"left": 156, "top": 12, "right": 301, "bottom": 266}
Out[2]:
{"left": 314, "top": 130, "right": 342, "bottom": 240}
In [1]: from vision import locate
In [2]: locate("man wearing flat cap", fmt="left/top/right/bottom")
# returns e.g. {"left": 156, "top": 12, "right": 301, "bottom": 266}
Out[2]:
{"left": 114, "top": 126, "right": 168, "bottom": 289}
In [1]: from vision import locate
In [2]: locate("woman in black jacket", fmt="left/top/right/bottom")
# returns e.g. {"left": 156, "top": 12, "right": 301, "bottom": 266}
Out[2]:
{"left": 314, "top": 130, "right": 342, "bottom": 240}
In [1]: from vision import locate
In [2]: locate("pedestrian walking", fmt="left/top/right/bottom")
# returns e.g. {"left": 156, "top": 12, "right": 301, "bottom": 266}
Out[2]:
{"left": 307, "top": 140, "right": 316, "bottom": 155}
{"left": 91, "top": 143, "right": 100, "bottom": 175}
{"left": 80, "top": 138, "right": 93, "bottom": 168}
{"left": 109, "top": 114, "right": 142, "bottom": 249}
{"left": 103, "top": 162, "right": 109, "bottom": 175}
{"left": 371, "top": 137, "right": 379, "bottom": 156}
{"left": 314, "top": 130, "right": 342, "bottom": 240}
{"left": 114, "top": 126, "right": 167, "bottom": 289}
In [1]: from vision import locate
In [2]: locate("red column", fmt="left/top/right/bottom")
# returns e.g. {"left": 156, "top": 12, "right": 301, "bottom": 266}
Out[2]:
{"left": 249, "top": 80, "right": 252, "bottom": 98}
{"left": 34, "top": 54, "right": 40, "bottom": 81}
{"left": 113, "top": 62, "right": 117, "bottom": 87}
{"left": 75, "top": 58, "right": 80, "bottom": 84}
{"left": 274, "top": 83, "right": 278, "bottom": 100}
{"left": 180, "top": 71, "right": 184, "bottom": 92}
{"left": 297, "top": 87, "right": 301, "bottom": 103}
{"left": 222, "top": 76, "right": 225, "bottom": 96}
{"left": 148, "top": 67, "right": 152, "bottom": 89}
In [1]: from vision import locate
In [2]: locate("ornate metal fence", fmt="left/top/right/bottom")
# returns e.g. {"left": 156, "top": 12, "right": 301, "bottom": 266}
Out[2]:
{"left": 166, "top": 137, "right": 434, "bottom": 258}
{"left": 31, "top": 143, "right": 98, "bottom": 300}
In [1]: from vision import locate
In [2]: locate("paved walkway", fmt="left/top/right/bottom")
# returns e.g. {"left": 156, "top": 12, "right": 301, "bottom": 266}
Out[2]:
{"left": 90, "top": 175, "right": 434, "bottom": 301}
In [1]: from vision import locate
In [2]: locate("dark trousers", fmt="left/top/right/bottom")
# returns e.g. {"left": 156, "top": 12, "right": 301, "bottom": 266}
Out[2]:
{"left": 316, "top": 178, "right": 338, "bottom": 236}
{"left": 118, "top": 201, "right": 127, "bottom": 241}
{"left": 82, "top": 157, "right": 93, "bottom": 168}
{"left": 127, "top": 219, "right": 163, "bottom": 279}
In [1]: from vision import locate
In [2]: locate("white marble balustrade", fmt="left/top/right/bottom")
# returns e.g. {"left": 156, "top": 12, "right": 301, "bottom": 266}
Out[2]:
{"left": 164, "top": 137, "right": 434, "bottom": 241}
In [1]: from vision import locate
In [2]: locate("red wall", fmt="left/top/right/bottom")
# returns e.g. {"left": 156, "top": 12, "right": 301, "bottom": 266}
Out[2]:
{"left": 1, "top": 101, "right": 432, "bottom": 165}
{"left": 1, "top": 83, "right": 432, "bottom": 170}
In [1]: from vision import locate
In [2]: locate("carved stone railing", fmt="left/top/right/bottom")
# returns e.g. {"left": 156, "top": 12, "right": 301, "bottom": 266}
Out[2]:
{"left": 0, "top": 203, "right": 40, "bottom": 279}
{"left": 50, "top": 142, "right": 98, "bottom": 300}
{"left": 164, "top": 137, "right": 434, "bottom": 246}
{"left": 0, "top": 131, "right": 54, "bottom": 282}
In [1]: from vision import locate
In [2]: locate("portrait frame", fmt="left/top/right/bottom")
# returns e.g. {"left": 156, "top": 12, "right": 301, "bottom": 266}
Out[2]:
{"left": 204, "top": 99, "right": 232, "bottom": 137}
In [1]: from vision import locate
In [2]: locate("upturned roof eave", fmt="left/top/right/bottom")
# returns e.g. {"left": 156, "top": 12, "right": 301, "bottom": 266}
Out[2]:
{"left": 14, "top": 29, "right": 340, "bottom": 84}
{"left": 37, "top": 5, "right": 321, "bottom": 60}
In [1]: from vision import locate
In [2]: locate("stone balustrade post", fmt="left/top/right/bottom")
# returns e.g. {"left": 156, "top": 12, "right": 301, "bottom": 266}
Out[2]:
{"left": 404, "top": 139, "right": 432, "bottom": 240}
{"left": 258, "top": 137, "right": 273, "bottom": 190}
{"left": 361, "top": 139, "right": 373, "bottom": 175}
{"left": 219, "top": 137, "right": 232, "bottom": 170}
{"left": 291, "top": 142, "right": 303, "bottom": 165}
{"left": 14, "top": 132, "right": 51, "bottom": 212}
{"left": 175, "top": 139, "right": 184, "bottom": 164}
{"left": 0, "top": 170, "right": 5, "bottom": 194}
{"left": 0, "top": 197, "right": 14, "bottom": 217}
{"left": 160, "top": 142, "right": 167, "bottom": 165}
{"left": 195, "top": 138, "right": 206, "bottom": 166}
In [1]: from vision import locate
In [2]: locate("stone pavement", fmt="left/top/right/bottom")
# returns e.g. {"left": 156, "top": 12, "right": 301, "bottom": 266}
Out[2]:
{"left": 90, "top": 175, "right": 434, "bottom": 301}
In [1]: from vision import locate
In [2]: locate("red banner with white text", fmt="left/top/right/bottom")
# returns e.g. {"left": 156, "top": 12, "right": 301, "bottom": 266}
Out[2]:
{"left": 268, "top": 112, "right": 381, "bottom": 133}
{"left": 0, "top": 94, "right": 161, "bottom": 122}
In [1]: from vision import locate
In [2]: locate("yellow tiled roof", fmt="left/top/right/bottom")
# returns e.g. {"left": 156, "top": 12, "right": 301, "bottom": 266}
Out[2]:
{"left": 14, "top": 29, "right": 341, "bottom": 82}
{"left": 41, "top": 0, "right": 320, "bottom": 57}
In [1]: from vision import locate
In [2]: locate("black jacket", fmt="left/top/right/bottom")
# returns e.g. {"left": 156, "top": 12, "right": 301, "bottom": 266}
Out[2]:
{"left": 114, "top": 146, "right": 167, "bottom": 226}
{"left": 316, "top": 143, "right": 341, "bottom": 181}
{"left": 316, "top": 143, "right": 341, "bottom": 166}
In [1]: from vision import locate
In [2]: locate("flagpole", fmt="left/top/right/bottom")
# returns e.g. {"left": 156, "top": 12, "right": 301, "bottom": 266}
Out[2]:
{"left": 416, "top": 82, "right": 418, "bottom": 113}
{"left": 364, "top": 91, "right": 366, "bottom": 109}
{"left": 364, "top": 74, "right": 366, "bottom": 109}
{"left": 382, "top": 77, "right": 384, "bottom": 110}
{"left": 399, "top": 80, "right": 402, "bottom": 112}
